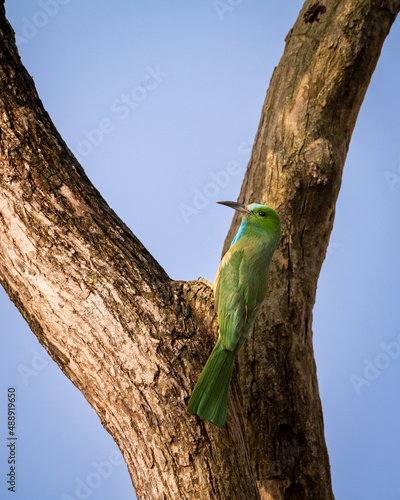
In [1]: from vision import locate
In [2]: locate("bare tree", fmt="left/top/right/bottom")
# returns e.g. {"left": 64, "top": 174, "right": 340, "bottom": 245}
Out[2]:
{"left": 1, "top": 0, "right": 399, "bottom": 498}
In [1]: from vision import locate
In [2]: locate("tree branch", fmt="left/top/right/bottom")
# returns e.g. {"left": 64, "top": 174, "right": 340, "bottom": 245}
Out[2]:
{"left": 0, "top": 3, "right": 259, "bottom": 498}
{"left": 1, "top": 0, "right": 400, "bottom": 499}
{"left": 223, "top": 0, "right": 400, "bottom": 498}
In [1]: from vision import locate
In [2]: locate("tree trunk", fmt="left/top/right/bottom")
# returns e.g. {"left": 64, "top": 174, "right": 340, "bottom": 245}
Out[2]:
{"left": 222, "top": 1, "right": 400, "bottom": 498}
{"left": 0, "top": 1, "right": 399, "bottom": 499}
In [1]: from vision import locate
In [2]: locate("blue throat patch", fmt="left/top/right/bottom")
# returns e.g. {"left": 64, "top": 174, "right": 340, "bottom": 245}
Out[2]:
{"left": 230, "top": 219, "right": 247, "bottom": 248}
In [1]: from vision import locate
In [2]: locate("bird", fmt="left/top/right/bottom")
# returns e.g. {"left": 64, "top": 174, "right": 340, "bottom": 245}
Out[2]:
{"left": 187, "top": 201, "right": 281, "bottom": 427}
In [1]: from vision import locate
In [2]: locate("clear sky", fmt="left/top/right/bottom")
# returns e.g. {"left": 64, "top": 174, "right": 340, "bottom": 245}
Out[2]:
{"left": 1, "top": 1, "right": 400, "bottom": 499}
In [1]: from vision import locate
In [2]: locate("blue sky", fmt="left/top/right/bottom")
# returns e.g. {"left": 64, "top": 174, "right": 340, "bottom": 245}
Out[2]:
{"left": 1, "top": 1, "right": 400, "bottom": 499}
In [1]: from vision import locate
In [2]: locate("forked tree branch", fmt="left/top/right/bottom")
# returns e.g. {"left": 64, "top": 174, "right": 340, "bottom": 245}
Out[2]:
{"left": 0, "top": 1, "right": 399, "bottom": 499}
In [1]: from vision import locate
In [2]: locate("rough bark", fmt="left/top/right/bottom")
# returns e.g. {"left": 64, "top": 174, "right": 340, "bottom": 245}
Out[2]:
{"left": 223, "top": 1, "right": 400, "bottom": 498}
{"left": 0, "top": 4, "right": 258, "bottom": 499}
{"left": 0, "top": 1, "right": 399, "bottom": 499}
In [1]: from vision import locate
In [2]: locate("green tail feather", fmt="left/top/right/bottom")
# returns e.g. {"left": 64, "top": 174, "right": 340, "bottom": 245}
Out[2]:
{"left": 187, "top": 338, "right": 236, "bottom": 427}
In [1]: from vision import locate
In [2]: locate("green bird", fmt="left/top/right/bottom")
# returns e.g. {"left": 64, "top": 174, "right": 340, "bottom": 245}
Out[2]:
{"left": 187, "top": 201, "right": 281, "bottom": 427}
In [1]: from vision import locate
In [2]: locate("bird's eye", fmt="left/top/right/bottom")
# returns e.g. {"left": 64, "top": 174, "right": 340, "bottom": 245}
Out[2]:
{"left": 258, "top": 211, "right": 266, "bottom": 217}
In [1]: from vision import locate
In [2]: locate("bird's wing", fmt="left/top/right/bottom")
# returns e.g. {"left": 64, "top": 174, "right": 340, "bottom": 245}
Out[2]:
{"left": 215, "top": 249, "right": 248, "bottom": 352}
{"left": 214, "top": 246, "right": 234, "bottom": 313}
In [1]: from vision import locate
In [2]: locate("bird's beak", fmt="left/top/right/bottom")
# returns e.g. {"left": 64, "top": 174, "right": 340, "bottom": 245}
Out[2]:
{"left": 217, "top": 201, "right": 250, "bottom": 214}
